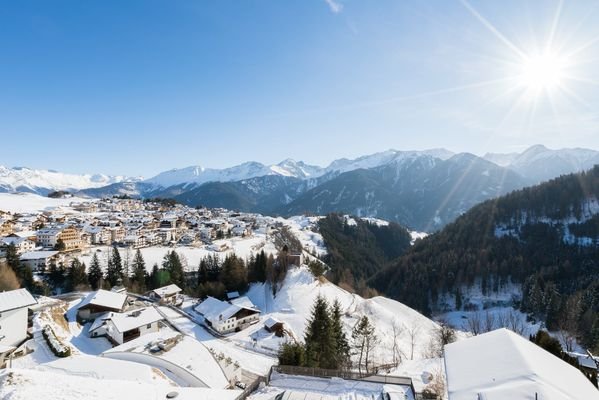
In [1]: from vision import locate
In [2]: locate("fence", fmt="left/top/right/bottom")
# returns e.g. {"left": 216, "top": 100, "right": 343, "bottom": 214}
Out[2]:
{"left": 271, "top": 365, "right": 414, "bottom": 387}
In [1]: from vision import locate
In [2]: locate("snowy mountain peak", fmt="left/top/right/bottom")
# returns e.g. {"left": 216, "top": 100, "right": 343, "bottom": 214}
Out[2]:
{"left": 0, "top": 165, "right": 140, "bottom": 195}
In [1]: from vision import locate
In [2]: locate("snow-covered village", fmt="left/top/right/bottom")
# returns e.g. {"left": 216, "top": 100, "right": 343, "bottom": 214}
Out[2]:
{"left": 4, "top": 0, "right": 599, "bottom": 399}
{"left": 1, "top": 192, "right": 598, "bottom": 399}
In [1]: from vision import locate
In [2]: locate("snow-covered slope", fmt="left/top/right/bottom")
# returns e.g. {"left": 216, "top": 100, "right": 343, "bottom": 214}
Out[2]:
{"left": 245, "top": 266, "right": 440, "bottom": 364}
{"left": 0, "top": 165, "right": 140, "bottom": 195}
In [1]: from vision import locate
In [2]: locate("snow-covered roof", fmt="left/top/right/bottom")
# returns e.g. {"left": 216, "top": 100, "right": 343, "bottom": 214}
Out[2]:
{"left": 1, "top": 237, "right": 30, "bottom": 245}
{"left": 0, "top": 288, "right": 37, "bottom": 312}
{"left": 151, "top": 284, "right": 182, "bottom": 298}
{"left": 230, "top": 296, "right": 259, "bottom": 311}
{"left": 195, "top": 296, "right": 248, "bottom": 322}
{"left": 11, "top": 231, "right": 37, "bottom": 238}
{"left": 19, "top": 250, "right": 59, "bottom": 261}
{"left": 78, "top": 290, "right": 127, "bottom": 312}
{"left": 444, "top": 328, "right": 599, "bottom": 400}
{"left": 106, "top": 307, "right": 164, "bottom": 333}
{"left": 264, "top": 316, "right": 283, "bottom": 329}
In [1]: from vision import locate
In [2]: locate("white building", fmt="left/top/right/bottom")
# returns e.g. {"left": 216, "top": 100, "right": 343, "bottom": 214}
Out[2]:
{"left": 0, "top": 288, "right": 37, "bottom": 348}
{"left": 195, "top": 296, "right": 260, "bottom": 334}
{"left": 444, "top": 328, "right": 599, "bottom": 400}
{"left": 36, "top": 228, "right": 61, "bottom": 248}
{"left": 19, "top": 250, "right": 60, "bottom": 272}
{"left": 89, "top": 307, "right": 164, "bottom": 345}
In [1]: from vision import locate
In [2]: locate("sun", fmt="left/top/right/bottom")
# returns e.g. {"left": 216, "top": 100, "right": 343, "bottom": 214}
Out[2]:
{"left": 518, "top": 52, "right": 566, "bottom": 91}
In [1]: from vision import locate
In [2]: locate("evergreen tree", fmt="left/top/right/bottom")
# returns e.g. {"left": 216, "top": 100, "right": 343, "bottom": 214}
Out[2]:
{"left": 131, "top": 249, "right": 147, "bottom": 292}
{"left": 331, "top": 299, "right": 350, "bottom": 369}
{"left": 162, "top": 250, "right": 185, "bottom": 288}
{"left": 220, "top": 254, "right": 247, "bottom": 293}
{"left": 304, "top": 295, "right": 336, "bottom": 369}
{"left": 150, "top": 263, "right": 169, "bottom": 289}
{"left": 65, "top": 259, "right": 89, "bottom": 292}
{"left": 88, "top": 253, "right": 103, "bottom": 290}
{"left": 106, "top": 246, "right": 123, "bottom": 287}
{"left": 278, "top": 342, "right": 306, "bottom": 366}
{"left": 48, "top": 262, "right": 66, "bottom": 289}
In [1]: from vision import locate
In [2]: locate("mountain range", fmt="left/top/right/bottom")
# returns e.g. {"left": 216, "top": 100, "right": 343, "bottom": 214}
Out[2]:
{"left": 2, "top": 145, "right": 599, "bottom": 230}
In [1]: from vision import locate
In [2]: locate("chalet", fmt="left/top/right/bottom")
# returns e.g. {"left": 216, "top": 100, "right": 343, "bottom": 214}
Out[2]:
{"left": 89, "top": 307, "right": 164, "bottom": 345}
{"left": 148, "top": 284, "right": 182, "bottom": 305}
{"left": 19, "top": 250, "right": 60, "bottom": 272}
{"left": 1, "top": 236, "right": 36, "bottom": 254}
{"left": 77, "top": 290, "right": 128, "bottom": 322}
{"left": 264, "top": 317, "right": 285, "bottom": 337}
{"left": 0, "top": 289, "right": 37, "bottom": 347}
{"left": 195, "top": 296, "right": 260, "bottom": 334}
{"left": 444, "top": 328, "right": 599, "bottom": 400}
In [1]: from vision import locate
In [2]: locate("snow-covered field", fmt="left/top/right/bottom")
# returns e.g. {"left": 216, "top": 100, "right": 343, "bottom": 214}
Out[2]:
{"left": 0, "top": 192, "right": 91, "bottom": 213}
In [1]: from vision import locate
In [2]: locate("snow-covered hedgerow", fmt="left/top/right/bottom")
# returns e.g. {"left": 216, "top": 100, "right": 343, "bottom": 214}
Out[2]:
{"left": 42, "top": 325, "right": 71, "bottom": 358}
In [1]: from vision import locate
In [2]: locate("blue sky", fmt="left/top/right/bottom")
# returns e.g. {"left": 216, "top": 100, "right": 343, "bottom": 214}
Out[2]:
{"left": 1, "top": 0, "right": 599, "bottom": 177}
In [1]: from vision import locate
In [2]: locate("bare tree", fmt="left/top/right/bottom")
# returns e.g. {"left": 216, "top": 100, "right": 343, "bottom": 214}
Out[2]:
{"left": 464, "top": 311, "right": 483, "bottom": 336}
{"left": 482, "top": 310, "right": 496, "bottom": 333}
{"left": 407, "top": 321, "right": 421, "bottom": 360}
{"left": 391, "top": 320, "right": 405, "bottom": 367}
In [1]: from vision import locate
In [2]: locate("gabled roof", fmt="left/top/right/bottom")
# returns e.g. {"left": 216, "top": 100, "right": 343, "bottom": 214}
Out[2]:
{"left": 78, "top": 290, "right": 127, "bottom": 312}
{"left": 444, "top": 328, "right": 599, "bottom": 400}
{"left": 0, "top": 288, "right": 37, "bottom": 313}
{"left": 151, "top": 284, "right": 182, "bottom": 298}
{"left": 195, "top": 297, "right": 239, "bottom": 322}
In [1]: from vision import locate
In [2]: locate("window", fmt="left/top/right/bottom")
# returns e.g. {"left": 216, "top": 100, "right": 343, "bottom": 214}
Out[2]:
{"left": 147, "top": 324, "right": 151, "bottom": 328}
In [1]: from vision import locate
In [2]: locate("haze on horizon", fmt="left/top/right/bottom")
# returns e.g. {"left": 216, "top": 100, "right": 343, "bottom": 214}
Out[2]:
{"left": 2, "top": 0, "right": 599, "bottom": 177}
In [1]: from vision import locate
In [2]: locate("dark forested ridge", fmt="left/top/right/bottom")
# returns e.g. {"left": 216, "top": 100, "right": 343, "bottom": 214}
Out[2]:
{"left": 371, "top": 166, "right": 599, "bottom": 350}
{"left": 318, "top": 213, "right": 412, "bottom": 293}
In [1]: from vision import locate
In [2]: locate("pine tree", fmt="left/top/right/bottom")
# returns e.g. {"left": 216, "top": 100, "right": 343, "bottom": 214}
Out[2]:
{"left": 304, "top": 295, "right": 336, "bottom": 369}
{"left": 331, "top": 299, "right": 350, "bottom": 369}
{"left": 65, "top": 258, "right": 89, "bottom": 292}
{"left": 106, "top": 246, "right": 123, "bottom": 287}
{"left": 162, "top": 250, "right": 185, "bottom": 288}
{"left": 220, "top": 254, "right": 247, "bottom": 293}
{"left": 88, "top": 253, "right": 103, "bottom": 290}
{"left": 131, "top": 249, "right": 147, "bottom": 293}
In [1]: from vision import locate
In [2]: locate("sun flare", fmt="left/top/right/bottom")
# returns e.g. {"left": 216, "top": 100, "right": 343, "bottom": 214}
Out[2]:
{"left": 518, "top": 52, "right": 567, "bottom": 91}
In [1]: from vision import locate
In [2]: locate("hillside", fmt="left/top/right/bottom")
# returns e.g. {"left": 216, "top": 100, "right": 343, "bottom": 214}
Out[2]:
{"left": 244, "top": 266, "right": 440, "bottom": 366}
{"left": 372, "top": 166, "right": 599, "bottom": 350}
{"left": 317, "top": 213, "right": 412, "bottom": 286}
